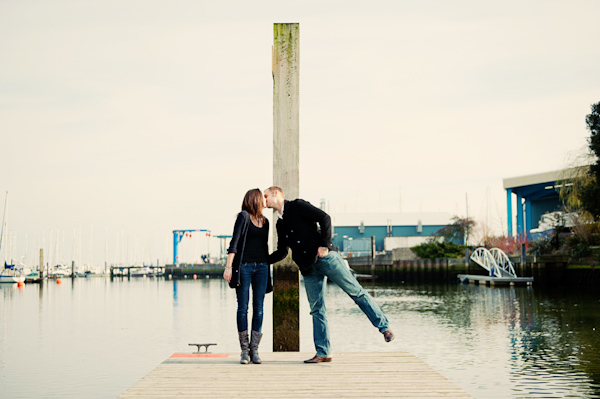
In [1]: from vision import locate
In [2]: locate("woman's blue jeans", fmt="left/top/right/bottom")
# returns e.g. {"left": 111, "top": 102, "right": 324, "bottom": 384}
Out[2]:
{"left": 303, "top": 251, "right": 390, "bottom": 357}
{"left": 236, "top": 262, "right": 269, "bottom": 333}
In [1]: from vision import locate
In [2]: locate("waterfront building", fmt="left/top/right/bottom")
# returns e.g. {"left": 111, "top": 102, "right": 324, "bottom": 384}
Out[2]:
{"left": 504, "top": 167, "right": 584, "bottom": 239}
{"left": 331, "top": 212, "right": 453, "bottom": 257}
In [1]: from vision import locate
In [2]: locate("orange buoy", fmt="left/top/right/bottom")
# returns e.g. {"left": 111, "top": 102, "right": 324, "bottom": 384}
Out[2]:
{"left": 17, "top": 282, "right": 24, "bottom": 288}
{"left": 193, "top": 274, "right": 197, "bottom": 280}
{"left": 56, "top": 279, "right": 62, "bottom": 284}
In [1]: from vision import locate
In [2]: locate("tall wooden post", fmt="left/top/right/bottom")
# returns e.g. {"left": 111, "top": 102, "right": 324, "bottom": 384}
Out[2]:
{"left": 371, "top": 235, "right": 376, "bottom": 278}
{"left": 272, "top": 23, "right": 300, "bottom": 352}
{"left": 39, "top": 248, "right": 43, "bottom": 277}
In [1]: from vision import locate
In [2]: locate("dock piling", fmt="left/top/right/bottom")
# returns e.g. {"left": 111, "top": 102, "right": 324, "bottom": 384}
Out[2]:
{"left": 272, "top": 22, "right": 300, "bottom": 351}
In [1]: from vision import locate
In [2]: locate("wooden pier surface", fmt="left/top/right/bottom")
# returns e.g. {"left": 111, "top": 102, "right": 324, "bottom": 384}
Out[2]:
{"left": 118, "top": 352, "right": 472, "bottom": 398}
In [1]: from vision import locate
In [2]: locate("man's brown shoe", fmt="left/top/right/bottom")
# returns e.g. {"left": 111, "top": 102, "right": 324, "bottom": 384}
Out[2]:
{"left": 304, "top": 355, "right": 332, "bottom": 363}
{"left": 383, "top": 330, "right": 395, "bottom": 342}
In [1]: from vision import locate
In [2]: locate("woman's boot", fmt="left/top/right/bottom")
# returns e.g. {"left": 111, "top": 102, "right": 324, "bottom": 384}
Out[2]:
{"left": 238, "top": 331, "right": 250, "bottom": 364}
{"left": 249, "top": 330, "right": 263, "bottom": 364}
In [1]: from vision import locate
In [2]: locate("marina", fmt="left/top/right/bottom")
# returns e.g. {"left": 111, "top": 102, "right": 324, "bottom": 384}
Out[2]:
{"left": 1, "top": 277, "right": 599, "bottom": 398}
{"left": 2, "top": 4, "right": 600, "bottom": 398}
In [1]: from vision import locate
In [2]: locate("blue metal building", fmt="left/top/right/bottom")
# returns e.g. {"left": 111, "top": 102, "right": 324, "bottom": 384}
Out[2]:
{"left": 331, "top": 212, "right": 453, "bottom": 256}
{"left": 504, "top": 168, "right": 578, "bottom": 239}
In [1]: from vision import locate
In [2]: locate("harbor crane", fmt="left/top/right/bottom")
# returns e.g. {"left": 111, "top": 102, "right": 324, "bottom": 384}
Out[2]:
{"left": 172, "top": 229, "right": 211, "bottom": 265}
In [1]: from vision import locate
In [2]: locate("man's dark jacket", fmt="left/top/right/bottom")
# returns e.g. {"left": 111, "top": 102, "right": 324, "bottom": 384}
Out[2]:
{"left": 269, "top": 199, "right": 334, "bottom": 275}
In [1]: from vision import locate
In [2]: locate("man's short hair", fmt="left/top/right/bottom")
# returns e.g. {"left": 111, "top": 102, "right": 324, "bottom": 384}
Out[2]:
{"left": 265, "top": 186, "right": 284, "bottom": 196}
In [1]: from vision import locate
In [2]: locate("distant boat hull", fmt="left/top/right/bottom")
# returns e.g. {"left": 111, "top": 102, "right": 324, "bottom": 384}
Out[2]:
{"left": 25, "top": 272, "right": 44, "bottom": 283}
{"left": 0, "top": 273, "right": 26, "bottom": 283}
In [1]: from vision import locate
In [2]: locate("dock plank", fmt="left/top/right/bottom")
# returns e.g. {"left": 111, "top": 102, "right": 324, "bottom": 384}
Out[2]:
{"left": 118, "top": 352, "right": 471, "bottom": 398}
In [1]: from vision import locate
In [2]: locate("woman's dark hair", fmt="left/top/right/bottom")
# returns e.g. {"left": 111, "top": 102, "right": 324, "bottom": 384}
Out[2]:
{"left": 241, "top": 188, "right": 266, "bottom": 223}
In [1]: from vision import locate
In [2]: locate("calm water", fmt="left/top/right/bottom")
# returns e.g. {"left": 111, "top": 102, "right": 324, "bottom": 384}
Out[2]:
{"left": 1, "top": 277, "right": 599, "bottom": 398}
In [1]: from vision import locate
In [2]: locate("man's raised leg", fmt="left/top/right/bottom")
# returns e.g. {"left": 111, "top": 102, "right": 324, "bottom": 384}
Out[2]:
{"left": 320, "top": 252, "right": 394, "bottom": 340}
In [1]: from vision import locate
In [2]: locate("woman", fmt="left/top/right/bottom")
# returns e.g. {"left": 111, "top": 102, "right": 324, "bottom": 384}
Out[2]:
{"left": 223, "top": 188, "right": 272, "bottom": 364}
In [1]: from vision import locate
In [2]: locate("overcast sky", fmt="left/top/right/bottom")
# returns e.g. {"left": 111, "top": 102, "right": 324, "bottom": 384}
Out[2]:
{"left": 1, "top": 0, "right": 599, "bottom": 267}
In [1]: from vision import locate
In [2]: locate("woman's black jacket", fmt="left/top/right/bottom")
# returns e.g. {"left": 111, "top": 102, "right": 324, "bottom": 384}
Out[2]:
{"left": 227, "top": 211, "right": 272, "bottom": 292}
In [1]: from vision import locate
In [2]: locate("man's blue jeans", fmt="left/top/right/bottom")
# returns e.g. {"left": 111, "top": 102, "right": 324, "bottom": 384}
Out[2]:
{"left": 236, "top": 262, "right": 269, "bottom": 332}
{"left": 303, "top": 251, "right": 390, "bottom": 357}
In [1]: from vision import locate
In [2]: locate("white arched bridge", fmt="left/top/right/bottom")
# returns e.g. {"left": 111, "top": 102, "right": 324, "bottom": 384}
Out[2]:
{"left": 458, "top": 247, "right": 533, "bottom": 285}
{"left": 469, "top": 247, "right": 517, "bottom": 278}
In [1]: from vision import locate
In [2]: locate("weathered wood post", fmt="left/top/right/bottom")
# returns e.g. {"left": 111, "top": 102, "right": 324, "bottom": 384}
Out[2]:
{"left": 39, "top": 248, "right": 43, "bottom": 278}
{"left": 370, "top": 235, "right": 376, "bottom": 276}
{"left": 272, "top": 22, "right": 300, "bottom": 352}
{"left": 370, "top": 235, "right": 377, "bottom": 290}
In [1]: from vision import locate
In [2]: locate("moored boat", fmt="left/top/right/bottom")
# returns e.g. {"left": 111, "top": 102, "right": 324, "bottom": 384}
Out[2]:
{"left": 25, "top": 270, "right": 44, "bottom": 283}
{"left": 0, "top": 263, "right": 26, "bottom": 283}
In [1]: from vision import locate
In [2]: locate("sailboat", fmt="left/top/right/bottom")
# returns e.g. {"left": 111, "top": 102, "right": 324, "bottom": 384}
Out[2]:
{"left": 0, "top": 192, "right": 25, "bottom": 283}
{"left": 1, "top": 262, "right": 25, "bottom": 283}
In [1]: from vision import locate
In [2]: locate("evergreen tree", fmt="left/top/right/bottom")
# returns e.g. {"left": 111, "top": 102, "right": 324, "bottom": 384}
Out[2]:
{"left": 580, "top": 101, "right": 600, "bottom": 220}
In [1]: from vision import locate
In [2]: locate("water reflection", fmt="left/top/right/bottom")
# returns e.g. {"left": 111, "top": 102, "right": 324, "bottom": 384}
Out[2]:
{"left": 348, "top": 283, "right": 599, "bottom": 398}
{"left": 0, "top": 279, "right": 598, "bottom": 398}
{"left": 172, "top": 280, "right": 178, "bottom": 305}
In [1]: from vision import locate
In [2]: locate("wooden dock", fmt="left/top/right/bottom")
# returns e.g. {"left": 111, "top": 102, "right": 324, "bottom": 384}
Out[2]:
{"left": 457, "top": 274, "right": 534, "bottom": 286}
{"left": 118, "top": 352, "right": 472, "bottom": 398}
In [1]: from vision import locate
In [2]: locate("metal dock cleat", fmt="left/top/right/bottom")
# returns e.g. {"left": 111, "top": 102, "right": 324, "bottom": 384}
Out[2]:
{"left": 189, "top": 343, "right": 217, "bottom": 353}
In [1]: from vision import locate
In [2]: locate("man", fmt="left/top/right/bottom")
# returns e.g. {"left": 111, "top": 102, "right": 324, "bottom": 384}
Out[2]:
{"left": 265, "top": 186, "right": 394, "bottom": 363}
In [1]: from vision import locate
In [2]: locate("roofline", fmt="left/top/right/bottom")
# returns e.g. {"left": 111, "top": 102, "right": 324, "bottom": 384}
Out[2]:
{"left": 503, "top": 166, "right": 588, "bottom": 189}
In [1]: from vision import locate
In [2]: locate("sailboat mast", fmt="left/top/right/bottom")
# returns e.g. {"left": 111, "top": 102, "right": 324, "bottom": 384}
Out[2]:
{"left": 0, "top": 191, "right": 8, "bottom": 258}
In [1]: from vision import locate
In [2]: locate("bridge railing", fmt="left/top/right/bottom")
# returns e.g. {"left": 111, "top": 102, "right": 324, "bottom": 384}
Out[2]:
{"left": 470, "top": 247, "right": 517, "bottom": 278}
